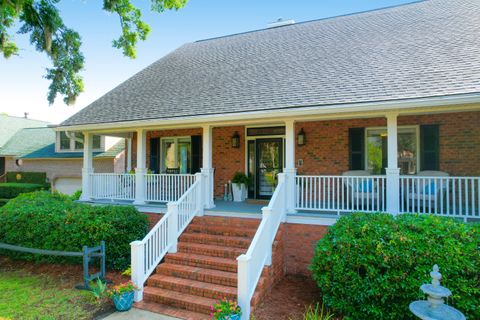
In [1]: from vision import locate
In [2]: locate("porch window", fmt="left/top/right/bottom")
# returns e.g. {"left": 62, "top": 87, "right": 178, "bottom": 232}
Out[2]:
{"left": 366, "top": 127, "right": 418, "bottom": 175}
{"left": 161, "top": 137, "right": 191, "bottom": 174}
{"left": 57, "top": 132, "right": 103, "bottom": 152}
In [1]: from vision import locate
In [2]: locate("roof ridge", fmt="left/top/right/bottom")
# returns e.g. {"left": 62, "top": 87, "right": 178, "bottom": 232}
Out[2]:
{"left": 0, "top": 114, "right": 49, "bottom": 123}
{"left": 195, "top": 0, "right": 424, "bottom": 43}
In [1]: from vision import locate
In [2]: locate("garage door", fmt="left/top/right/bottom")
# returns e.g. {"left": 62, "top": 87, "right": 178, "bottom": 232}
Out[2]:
{"left": 54, "top": 178, "right": 81, "bottom": 195}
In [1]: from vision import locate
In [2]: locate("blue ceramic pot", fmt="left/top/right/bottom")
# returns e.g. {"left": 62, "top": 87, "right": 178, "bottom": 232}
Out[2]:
{"left": 221, "top": 314, "right": 240, "bottom": 320}
{"left": 113, "top": 291, "right": 134, "bottom": 312}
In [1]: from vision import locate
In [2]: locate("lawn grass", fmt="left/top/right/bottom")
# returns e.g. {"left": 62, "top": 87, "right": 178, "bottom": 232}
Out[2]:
{"left": 0, "top": 270, "right": 102, "bottom": 320}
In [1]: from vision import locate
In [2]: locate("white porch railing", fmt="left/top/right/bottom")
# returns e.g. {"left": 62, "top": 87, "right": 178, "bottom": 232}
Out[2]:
{"left": 237, "top": 173, "right": 287, "bottom": 320}
{"left": 90, "top": 173, "right": 135, "bottom": 200}
{"left": 400, "top": 176, "right": 480, "bottom": 219}
{"left": 295, "top": 175, "right": 387, "bottom": 213}
{"left": 145, "top": 174, "right": 196, "bottom": 202}
{"left": 130, "top": 172, "right": 204, "bottom": 301}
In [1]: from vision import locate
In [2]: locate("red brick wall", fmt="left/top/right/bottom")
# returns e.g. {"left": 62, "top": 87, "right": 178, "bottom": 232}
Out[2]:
{"left": 296, "top": 111, "right": 480, "bottom": 176}
{"left": 283, "top": 223, "right": 329, "bottom": 277}
{"left": 212, "top": 126, "right": 245, "bottom": 197}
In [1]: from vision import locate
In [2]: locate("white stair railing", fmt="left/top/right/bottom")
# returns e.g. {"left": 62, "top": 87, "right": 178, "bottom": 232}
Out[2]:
{"left": 145, "top": 174, "right": 196, "bottom": 202}
{"left": 91, "top": 173, "right": 135, "bottom": 200}
{"left": 130, "top": 172, "right": 204, "bottom": 301}
{"left": 237, "top": 173, "right": 287, "bottom": 320}
{"left": 400, "top": 176, "right": 480, "bottom": 220}
{"left": 295, "top": 175, "right": 387, "bottom": 214}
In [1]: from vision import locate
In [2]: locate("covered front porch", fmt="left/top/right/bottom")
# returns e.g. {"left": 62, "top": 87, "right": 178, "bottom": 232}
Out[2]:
{"left": 78, "top": 109, "right": 480, "bottom": 221}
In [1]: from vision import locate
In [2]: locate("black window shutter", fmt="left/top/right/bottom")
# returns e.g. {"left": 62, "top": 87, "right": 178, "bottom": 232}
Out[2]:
{"left": 149, "top": 138, "right": 160, "bottom": 173}
{"left": 191, "top": 135, "right": 202, "bottom": 174}
{"left": 420, "top": 124, "right": 439, "bottom": 171}
{"left": 349, "top": 128, "right": 365, "bottom": 170}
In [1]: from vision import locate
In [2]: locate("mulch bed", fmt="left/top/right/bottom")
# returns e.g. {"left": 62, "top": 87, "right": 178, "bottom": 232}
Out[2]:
{"left": 0, "top": 256, "right": 129, "bottom": 319}
{"left": 253, "top": 275, "right": 323, "bottom": 320}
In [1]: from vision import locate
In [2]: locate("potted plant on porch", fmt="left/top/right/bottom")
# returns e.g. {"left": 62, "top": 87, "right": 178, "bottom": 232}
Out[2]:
{"left": 210, "top": 299, "right": 242, "bottom": 320}
{"left": 107, "top": 281, "right": 139, "bottom": 312}
{"left": 231, "top": 172, "right": 250, "bottom": 202}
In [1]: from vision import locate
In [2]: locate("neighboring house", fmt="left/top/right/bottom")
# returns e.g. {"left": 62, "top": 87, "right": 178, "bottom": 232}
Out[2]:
{"left": 56, "top": 1, "right": 480, "bottom": 319}
{"left": 0, "top": 126, "right": 126, "bottom": 195}
{"left": 0, "top": 114, "right": 49, "bottom": 181}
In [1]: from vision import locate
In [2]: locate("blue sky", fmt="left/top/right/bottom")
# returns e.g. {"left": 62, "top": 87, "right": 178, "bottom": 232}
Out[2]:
{"left": 0, "top": 0, "right": 413, "bottom": 123}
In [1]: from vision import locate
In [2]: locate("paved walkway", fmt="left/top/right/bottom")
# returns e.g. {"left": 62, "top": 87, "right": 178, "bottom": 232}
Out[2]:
{"left": 103, "top": 308, "right": 180, "bottom": 320}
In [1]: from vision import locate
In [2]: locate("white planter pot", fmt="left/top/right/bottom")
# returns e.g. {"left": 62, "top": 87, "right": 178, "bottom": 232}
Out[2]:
{"left": 232, "top": 184, "right": 245, "bottom": 202}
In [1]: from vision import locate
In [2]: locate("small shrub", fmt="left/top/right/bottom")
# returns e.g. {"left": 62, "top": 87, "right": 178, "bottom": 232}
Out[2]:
{"left": 6, "top": 171, "right": 48, "bottom": 186}
{"left": 210, "top": 299, "right": 241, "bottom": 319}
{"left": 310, "top": 213, "right": 480, "bottom": 320}
{"left": 299, "top": 303, "right": 334, "bottom": 320}
{"left": 232, "top": 172, "right": 250, "bottom": 187}
{"left": 0, "top": 183, "right": 45, "bottom": 199}
{"left": 0, "top": 191, "right": 149, "bottom": 270}
{"left": 70, "top": 189, "right": 82, "bottom": 201}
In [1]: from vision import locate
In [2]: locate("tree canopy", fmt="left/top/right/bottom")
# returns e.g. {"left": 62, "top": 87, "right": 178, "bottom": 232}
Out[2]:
{"left": 0, "top": 0, "right": 187, "bottom": 105}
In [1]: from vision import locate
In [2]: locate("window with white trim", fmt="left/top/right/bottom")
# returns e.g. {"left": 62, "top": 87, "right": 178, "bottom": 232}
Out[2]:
{"left": 56, "top": 132, "right": 103, "bottom": 152}
{"left": 160, "top": 137, "right": 191, "bottom": 174}
{"left": 366, "top": 126, "right": 418, "bottom": 175}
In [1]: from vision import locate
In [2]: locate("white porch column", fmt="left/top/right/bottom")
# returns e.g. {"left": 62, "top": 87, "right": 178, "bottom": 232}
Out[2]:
{"left": 126, "top": 135, "right": 132, "bottom": 172}
{"left": 80, "top": 132, "right": 93, "bottom": 201}
{"left": 133, "top": 129, "right": 147, "bottom": 205}
{"left": 201, "top": 125, "right": 215, "bottom": 209}
{"left": 284, "top": 119, "right": 297, "bottom": 213}
{"left": 386, "top": 113, "right": 400, "bottom": 215}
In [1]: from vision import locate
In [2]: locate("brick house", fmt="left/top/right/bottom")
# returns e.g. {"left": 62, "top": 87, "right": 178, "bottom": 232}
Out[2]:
{"left": 56, "top": 1, "right": 480, "bottom": 319}
{"left": 0, "top": 125, "right": 125, "bottom": 194}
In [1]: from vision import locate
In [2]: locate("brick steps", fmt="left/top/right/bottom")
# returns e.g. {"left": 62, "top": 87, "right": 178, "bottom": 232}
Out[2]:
{"left": 186, "top": 224, "right": 257, "bottom": 237}
{"left": 180, "top": 233, "right": 251, "bottom": 249}
{"left": 156, "top": 263, "right": 238, "bottom": 287}
{"left": 190, "top": 216, "right": 260, "bottom": 229}
{"left": 165, "top": 252, "right": 237, "bottom": 273}
{"left": 140, "top": 216, "right": 270, "bottom": 318}
{"left": 135, "top": 301, "right": 210, "bottom": 320}
{"left": 147, "top": 274, "right": 237, "bottom": 300}
{"left": 144, "top": 287, "right": 217, "bottom": 314}
{"left": 178, "top": 242, "right": 246, "bottom": 259}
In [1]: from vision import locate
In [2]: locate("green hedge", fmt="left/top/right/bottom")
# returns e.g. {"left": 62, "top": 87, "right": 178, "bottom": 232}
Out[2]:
{"left": 0, "top": 191, "right": 149, "bottom": 270}
{"left": 0, "top": 183, "right": 45, "bottom": 199}
{"left": 310, "top": 213, "right": 480, "bottom": 320}
{"left": 6, "top": 171, "right": 48, "bottom": 185}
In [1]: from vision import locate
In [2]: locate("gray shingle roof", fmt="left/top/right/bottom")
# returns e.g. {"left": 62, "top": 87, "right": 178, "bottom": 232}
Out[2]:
{"left": 0, "top": 115, "right": 48, "bottom": 147}
{"left": 61, "top": 0, "right": 480, "bottom": 127}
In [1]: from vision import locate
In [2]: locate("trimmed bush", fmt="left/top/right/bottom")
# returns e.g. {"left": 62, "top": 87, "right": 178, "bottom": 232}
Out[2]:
{"left": 6, "top": 171, "right": 48, "bottom": 185}
{"left": 0, "top": 191, "right": 149, "bottom": 270}
{"left": 310, "top": 213, "right": 480, "bottom": 320}
{"left": 0, "top": 183, "right": 45, "bottom": 199}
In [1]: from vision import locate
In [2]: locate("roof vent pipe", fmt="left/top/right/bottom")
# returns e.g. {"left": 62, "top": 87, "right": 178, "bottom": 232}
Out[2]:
{"left": 267, "top": 18, "right": 295, "bottom": 28}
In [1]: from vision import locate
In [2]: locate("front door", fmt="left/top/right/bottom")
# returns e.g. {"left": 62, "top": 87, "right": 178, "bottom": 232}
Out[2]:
{"left": 254, "top": 139, "right": 283, "bottom": 199}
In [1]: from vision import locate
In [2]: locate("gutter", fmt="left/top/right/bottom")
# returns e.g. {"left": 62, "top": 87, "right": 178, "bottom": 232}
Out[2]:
{"left": 53, "top": 92, "right": 480, "bottom": 132}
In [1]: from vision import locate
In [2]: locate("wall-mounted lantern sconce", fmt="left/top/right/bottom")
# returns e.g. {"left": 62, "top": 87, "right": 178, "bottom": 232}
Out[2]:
{"left": 231, "top": 131, "right": 240, "bottom": 148}
{"left": 297, "top": 128, "right": 306, "bottom": 146}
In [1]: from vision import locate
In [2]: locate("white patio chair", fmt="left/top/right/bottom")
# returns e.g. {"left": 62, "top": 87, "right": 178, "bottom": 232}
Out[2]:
{"left": 407, "top": 171, "right": 449, "bottom": 211}
{"left": 342, "top": 170, "right": 380, "bottom": 211}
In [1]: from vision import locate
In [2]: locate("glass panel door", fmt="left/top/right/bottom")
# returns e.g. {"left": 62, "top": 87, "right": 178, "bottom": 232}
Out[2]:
{"left": 256, "top": 139, "right": 283, "bottom": 199}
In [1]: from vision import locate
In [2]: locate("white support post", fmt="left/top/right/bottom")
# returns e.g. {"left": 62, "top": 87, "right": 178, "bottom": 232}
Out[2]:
{"left": 262, "top": 207, "right": 273, "bottom": 266}
{"left": 195, "top": 172, "right": 204, "bottom": 216}
{"left": 168, "top": 202, "right": 179, "bottom": 253}
{"left": 130, "top": 240, "right": 144, "bottom": 302}
{"left": 201, "top": 125, "right": 215, "bottom": 209}
{"left": 386, "top": 113, "right": 400, "bottom": 215}
{"left": 237, "top": 254, "right": 251, "bottom": 320}
{"left": 284, "top": 120, "right": 297, "bottom": 213}
{"left": 134, "top": 129, "right": 147, "bottom": 205}
{"left": 80, "top": 132, "right": 93, "bottom": 201}
{"left": 126, "top": 136, "right": 132, "bottom": 172}
{"left": 277, "top": 173, "right": 287, "bottom": 222}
